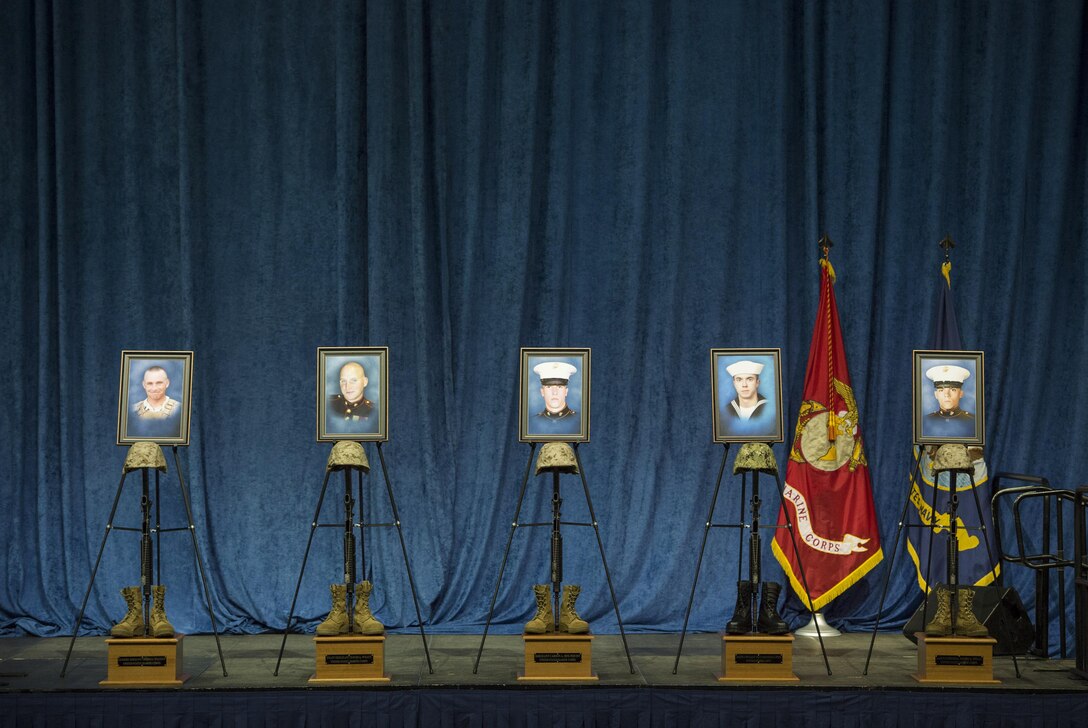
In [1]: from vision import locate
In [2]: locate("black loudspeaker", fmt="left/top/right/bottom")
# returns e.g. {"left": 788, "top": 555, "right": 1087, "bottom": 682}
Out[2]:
{"left": 902, "top": 585, "right": 1035, "bottom": 655}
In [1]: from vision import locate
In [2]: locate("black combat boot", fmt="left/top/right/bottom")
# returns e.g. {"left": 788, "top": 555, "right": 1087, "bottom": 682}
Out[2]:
{"left": 757, "top": 581, "right": 789, "bottom": 634}
{"left": 725, "top": 581, "right": 754, "bottom": 634}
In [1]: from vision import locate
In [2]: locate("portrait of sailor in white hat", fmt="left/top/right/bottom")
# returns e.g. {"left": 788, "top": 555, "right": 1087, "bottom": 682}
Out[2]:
{"left": 534, "top": 361, "right": 578, "bottom": 420}
{"left": 923, "top": 363, "right": 975, "bottom": 439}
{"left": 723, "top": 360, "right": 767, "bottom": 422}
{"left": 716, "top": 357, "right": 778, "bottom": 439}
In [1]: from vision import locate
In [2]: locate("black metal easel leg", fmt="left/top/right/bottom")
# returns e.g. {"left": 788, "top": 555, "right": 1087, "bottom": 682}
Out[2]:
{"left": 375, "top": 443, "right": 434, "bottom": 674}
{"left": 919, "top": 468, "right": 940, "bottom": 638}
{"left": 672, "top": 444, "right": 730, "bottom": 673}
{"left": 863, "top": 450, "right": 925, "bottom": 674}
{"left": 737, "top": 470, "right": 748, "bottom": 585}
{"left": 155, "top": 469, "right": 162, "bottom": 588}
{"left": 274, "top": 468, "right": 333, "bottom": 676}
{"left": 171, "top": 447, "right": 228, "bottom": 677}
{"left": 60, "top": 470, "right": 131, "bottom": 677}
{"left": 771, "top": 470, "right": 832, "bottom": 676}
{"left": 473, "top": 443, "right": 537, "bottom": 674}
{"left": 573, "top": 445, "right": 636, "bottom": 674}
{"left": 962, "top": 470, "right": 1020, "bottom": 677}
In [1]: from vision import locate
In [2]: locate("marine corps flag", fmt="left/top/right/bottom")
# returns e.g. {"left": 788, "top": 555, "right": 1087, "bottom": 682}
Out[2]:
{"left": 772, "top": 245, "right": 883, "bottom": 611}
{"left": 905, "top": 249, "right": 999, "bottom": 590}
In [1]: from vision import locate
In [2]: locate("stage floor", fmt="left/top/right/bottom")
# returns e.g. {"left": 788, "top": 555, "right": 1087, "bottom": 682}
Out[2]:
{"left": 1, "top": 631, "right": 1084, "bottom": 692}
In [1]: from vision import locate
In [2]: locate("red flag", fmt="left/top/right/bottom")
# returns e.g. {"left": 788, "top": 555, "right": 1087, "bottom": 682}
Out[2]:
{"left": 771, "top": 256, "right": 883, "bottom": 610}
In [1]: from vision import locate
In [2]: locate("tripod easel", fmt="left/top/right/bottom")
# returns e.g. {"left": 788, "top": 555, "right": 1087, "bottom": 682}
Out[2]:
{"left": 672, "top": 442, "right": 831, "bottom": 675}
{"left": 863, "top": 443, "right": 1014, "bottom": 676}
{"left": 60, "top": 442, "right": 227, "bottom": 678}
{"left": 274, "top": 441, "right": 433, "bottom": 675}
{"left": 473, "top": 442, "right": 635, "bottom": 675}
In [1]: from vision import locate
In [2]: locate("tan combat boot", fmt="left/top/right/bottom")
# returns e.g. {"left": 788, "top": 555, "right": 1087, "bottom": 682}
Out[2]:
{"left": 558, "top": 584, "right": 589, "bottom": 634}
{"left": 149, "top": 585, "right": 175, "bottom": 638}
{"left": 110, "top": 586, "right": 145, "bottom": 638}
{"left": 353, "top": 581, "right": 385, "bottom": 635}
{"left": 924, "top": 586, "right": 952, "bottom": 636}
{"left": 953, "top": 587, "right": 989, "bottom": 637}
{"left": 524, "top": 584, "right": 554, "bottom": 634}
{"left": 317, "top": 584, "right": 349, "bottom": 636}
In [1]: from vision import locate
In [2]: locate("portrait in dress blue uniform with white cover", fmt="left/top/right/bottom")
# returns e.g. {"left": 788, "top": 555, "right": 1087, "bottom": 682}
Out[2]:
{"left": 520, "top": 347, "right": 590, "bottom": 443}
{"left": 117, "top": 350, "right": 193, "bottom": 446}
{"left": 913, "top": 349, "right": 985, "bottom": 447}
{"left": 711, "top": 348, "right": 784, "bottom": 443}
{"left": 317, "top": 346, "right": 389, "bottom": 442}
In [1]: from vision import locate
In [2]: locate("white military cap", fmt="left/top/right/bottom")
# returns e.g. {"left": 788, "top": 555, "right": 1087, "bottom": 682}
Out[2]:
{"left": 534, "top": 361, "right": 577, "bottom": 385}
{"left": 925, "top": 364, "right": 971, "bottom": 387}
{"left": 725, "top": 360, "right": 764, "bottom": 377}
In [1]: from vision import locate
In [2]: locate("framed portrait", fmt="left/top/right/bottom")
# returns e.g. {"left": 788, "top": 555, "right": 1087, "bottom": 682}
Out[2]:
{"left": 317, "top": 346, "right": 389, "bottom": 442}
{"left": 519, "top": 347, "right": 590, "bottom": 443}
{"left": 117, "top": 350, "right": 194, "bottom": 446}
{"left": 913, "top": 350, "right": 985, "bottom": 446}
{"left": 711, "top": 348, "right": 784, "bottom": 444}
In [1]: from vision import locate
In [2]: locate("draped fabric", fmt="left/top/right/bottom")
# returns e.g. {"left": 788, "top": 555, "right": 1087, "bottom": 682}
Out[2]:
{"left": 2, "top": 1, "right": 1086, "bottom": 644}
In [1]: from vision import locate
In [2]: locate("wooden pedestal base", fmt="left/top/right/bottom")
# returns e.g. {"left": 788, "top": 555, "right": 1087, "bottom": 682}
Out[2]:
{"left": 99, "top": 634, "right": 188, "bottom": 687}
{"left": 309, "top": 634, "right": 390, "bottom": 684}
{"left": 717, "top": 633, "right": 799, "bottom": 682}
{"left": 518, "top": 632, "right": 598, "bottom": 681}
{"left": 912, "top": 633, "right": 1000, "bottom": 684}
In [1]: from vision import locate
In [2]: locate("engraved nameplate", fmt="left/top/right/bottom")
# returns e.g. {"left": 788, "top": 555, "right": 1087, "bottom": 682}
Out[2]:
{"left": 935, "top": 655, "right": 984, "bottom": 667}
{"left": 534, "top": 652, "right": 583, "bottom": 663}
{"left": 326, "top": 653, "right": 374, "bottom": 665}
{"left": 735, "top": 653, "right": 784, "bottom": 665}
{"left": 117, "top": 656, "right": 167, "bottom": 667}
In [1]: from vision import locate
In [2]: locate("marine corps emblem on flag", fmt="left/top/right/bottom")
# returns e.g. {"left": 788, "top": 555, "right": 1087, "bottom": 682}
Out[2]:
{"left": 789, "top": 379, "right": 866, "bottom": 473}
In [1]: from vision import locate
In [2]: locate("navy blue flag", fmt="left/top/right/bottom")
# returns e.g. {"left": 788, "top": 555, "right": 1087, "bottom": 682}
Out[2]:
{"left": 905, "top": 261, "right": 999, "bottom": 589}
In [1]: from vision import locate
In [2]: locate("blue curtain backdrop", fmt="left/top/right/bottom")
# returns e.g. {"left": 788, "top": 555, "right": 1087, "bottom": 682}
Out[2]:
{"left": 2, "top": 1, "right": 1086, "bottom": 644}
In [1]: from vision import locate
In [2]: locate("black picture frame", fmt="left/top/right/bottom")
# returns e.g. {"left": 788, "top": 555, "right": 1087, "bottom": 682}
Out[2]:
{"left": 519, "top": 347, "right": 591, "bottom": 443}
{"left": 711, "top": 348, "right": 785, "bottom": 444}
{"left": 116, "top": 350, "right": 194, "bottom": 446}
{"left": 912, "top": 349, "right": 985, "bottom": 446}
{"left": 317, "top": 346, "right": 390, "bottom": 442}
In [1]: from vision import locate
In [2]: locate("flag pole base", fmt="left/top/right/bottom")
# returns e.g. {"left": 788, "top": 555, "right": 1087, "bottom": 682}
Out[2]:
{"left": 795, "top": 612, "right": 841, "bottom": 638}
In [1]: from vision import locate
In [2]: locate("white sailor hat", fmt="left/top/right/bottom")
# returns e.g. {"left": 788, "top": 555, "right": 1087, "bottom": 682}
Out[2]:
{"left": 725, "top": 360, "right": 764, "bottom": 377}
{"left": 925, "top": 364, "right": 970, "bottom": 388}
{"left": 534, "top": 361, "right": 577, "bottom": 385}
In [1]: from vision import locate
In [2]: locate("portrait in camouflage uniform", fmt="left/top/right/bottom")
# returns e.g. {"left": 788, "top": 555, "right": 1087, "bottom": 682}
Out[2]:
{"left": 117, "top": 350, "right": 193, "bottom": 446}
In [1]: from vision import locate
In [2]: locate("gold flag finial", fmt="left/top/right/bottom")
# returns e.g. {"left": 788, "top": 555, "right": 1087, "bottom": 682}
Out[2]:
{"left": 939, "top": 236, "right": 955, "bottom": 288}
{"left": 818, "top": 234, "right": 836, "bottom": 283}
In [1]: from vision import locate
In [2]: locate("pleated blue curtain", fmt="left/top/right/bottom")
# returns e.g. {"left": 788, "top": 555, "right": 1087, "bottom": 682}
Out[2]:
{"left": 2, "top": 1, "right": 1086, "bottom": 643}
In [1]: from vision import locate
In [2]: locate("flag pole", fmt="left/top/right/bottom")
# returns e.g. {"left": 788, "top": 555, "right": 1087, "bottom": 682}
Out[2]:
{"left": 795, "top": 235, "right": 844, "bottom": 638}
